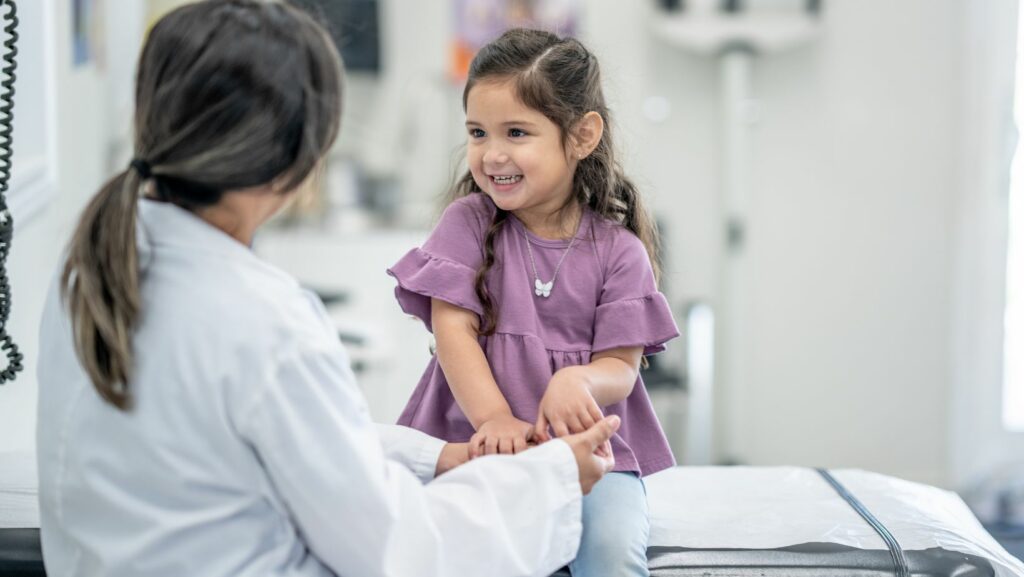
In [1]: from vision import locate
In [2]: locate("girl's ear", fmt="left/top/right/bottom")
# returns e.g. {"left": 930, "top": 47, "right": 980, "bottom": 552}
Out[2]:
{"left": 572, "top": 111, "right": 604, "bottom": 160}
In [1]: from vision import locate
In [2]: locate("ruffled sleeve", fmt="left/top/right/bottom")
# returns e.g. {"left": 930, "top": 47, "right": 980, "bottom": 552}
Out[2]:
{"left": 387, "top": 195, "right": 493, "bottom": 332}
{"left": 592, "top": 230, "right": 680, "bottom": 355}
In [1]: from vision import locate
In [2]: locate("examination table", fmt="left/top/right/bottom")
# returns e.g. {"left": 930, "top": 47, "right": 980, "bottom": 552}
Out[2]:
{"left": 555, "top": 466, "right": 1023, "bottom": 576}
{"left": 3, "top": 452, "right": 1022, "bottom": 576}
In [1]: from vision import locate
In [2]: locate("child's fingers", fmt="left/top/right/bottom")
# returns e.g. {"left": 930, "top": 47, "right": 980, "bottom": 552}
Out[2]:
{"left": 534, "top": 413, "right": 549, "bottom": 441}
{"left": 484, "top": 435, "right": 499, "bottom": 455}
{"left": 567, "top": 414, "right": 585, "bottom": 434}
{"left": 587, "top": 403, "right": 604, "bottom": 426}
{"left": 498, "top": 438, "right": 512, "bottom": 455}
{"left": 552, "top": 420, "right": 571, "bottom": 438}
{"left": 534, "top": 427, "right": 551, "bottom": 443}
{"left": 579, "top": 410, "right": 596, "bottom": 431}
{"left": 513, "top": 436, "right": 528, "bottom": 454}
{"left": 468, "top": 433, "right": 483, "bottom": 459}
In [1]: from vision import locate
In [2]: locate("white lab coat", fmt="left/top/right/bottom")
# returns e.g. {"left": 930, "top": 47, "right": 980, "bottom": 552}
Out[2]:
{"left": 36, "top": 199, "right": 582, "bottom": 577}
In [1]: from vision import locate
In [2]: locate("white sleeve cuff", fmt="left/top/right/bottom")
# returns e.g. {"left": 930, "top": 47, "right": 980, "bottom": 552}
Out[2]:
{"left": 374, "top": 423, "right": 446, "bottom": 483}
{"left": 537, "top": 440, "right": 584, "bottom": 564}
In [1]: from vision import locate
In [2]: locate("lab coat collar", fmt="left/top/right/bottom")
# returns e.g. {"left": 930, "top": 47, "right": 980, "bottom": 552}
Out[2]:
{"left": 137, "top": 198, "right": 296, "bottom": 286}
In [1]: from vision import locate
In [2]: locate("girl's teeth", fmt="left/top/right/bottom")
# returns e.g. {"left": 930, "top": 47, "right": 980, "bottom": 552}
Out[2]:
{"left": 493, "top": 175, "right": 522, "bottom": 184}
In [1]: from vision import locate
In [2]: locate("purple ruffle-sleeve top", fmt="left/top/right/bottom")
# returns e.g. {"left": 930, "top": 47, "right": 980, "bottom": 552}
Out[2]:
{"left": 387, "top": 193, "right": 679, "bottom": 476}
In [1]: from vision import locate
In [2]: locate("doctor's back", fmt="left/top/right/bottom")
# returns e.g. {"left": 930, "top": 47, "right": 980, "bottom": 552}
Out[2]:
{"left": 37, "top": 200, "right": 355, "bottom": 576}
{"left": 36, "top": 1, "right": 365, "bottom": 574}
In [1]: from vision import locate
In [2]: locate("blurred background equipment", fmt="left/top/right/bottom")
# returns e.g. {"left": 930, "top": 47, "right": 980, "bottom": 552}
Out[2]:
{"left": 653, "top": 0, "right": 821, "bottom": 468}
{"left": 288, "top": 0, "right": 382, "bottom": 73}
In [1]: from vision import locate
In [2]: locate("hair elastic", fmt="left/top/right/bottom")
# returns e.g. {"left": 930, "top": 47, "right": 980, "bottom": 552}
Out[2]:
{"left": 129, "top": 158, "right": 153, "bottom": 180}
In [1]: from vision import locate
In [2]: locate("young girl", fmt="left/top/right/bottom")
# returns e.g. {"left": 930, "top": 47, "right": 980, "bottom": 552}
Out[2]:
{"left": 388, "top": 28, "right": 679, "bottom": 577}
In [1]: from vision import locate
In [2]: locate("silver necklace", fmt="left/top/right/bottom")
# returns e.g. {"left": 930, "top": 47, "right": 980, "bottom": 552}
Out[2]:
{"left": 521, "top": 220, "right": 579, "bottom": 298}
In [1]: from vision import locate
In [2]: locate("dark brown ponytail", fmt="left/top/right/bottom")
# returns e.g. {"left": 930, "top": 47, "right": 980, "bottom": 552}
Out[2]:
{"left": 62, "top": 170, "right": 143, "bottom": 409}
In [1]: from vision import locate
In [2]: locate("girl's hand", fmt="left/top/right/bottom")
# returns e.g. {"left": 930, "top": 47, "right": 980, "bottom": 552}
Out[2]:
{"left": 534, "top": 367, "right": 605, "bottom": 441}
{"left": 470, "top": 414, "right": 534, "bottom": 458}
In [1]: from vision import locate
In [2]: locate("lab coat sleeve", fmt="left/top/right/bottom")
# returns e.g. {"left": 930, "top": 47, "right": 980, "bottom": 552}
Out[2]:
{"left": 235, "top": 342, "right": 582, "bottom": 577}
{"left": 374, "top": 423, "right": 446, "bottom": 484}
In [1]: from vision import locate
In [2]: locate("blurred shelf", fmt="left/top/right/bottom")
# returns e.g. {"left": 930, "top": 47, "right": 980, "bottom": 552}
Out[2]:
{"left": 653, "top": 13, "right": 820, "bottom": 55}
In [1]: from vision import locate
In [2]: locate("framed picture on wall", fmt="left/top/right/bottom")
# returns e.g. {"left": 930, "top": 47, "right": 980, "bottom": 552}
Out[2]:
{"left": 72, "top": 0, "right": 104, "bottom": 69}
{"left": 450, "top": 0, "right": 583, "bottom": 81}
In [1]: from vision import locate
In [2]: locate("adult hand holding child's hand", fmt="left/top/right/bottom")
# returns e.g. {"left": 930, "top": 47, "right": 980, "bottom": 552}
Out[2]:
{"left": 445, "top": 415, "right": 618, "bottom": 496}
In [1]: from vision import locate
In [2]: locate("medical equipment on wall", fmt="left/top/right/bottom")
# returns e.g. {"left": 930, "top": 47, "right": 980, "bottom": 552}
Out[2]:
{"left": 654, "top": 0, "right": 820, "bottom": 465}
{"left": 0, "top": 0, "right": 22, "bottom": 384}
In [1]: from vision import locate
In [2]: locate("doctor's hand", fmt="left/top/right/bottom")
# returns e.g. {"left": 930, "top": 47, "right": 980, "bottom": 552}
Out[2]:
{"left": 563, "top": 415, "right": 619, "bottom": 495}
{"left": 435, "top": 442, "right": 470, "bottom": 477}
{"left": 470, "top": 414, "right": 534, "bottom": 458}
{"left": 534, "top": 367, "right": 604, "bottom": 442}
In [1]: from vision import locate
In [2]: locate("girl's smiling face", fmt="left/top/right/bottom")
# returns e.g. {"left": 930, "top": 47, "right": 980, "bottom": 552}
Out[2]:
{"left": 465, "top": 79, "right": 578, "bottom": 224}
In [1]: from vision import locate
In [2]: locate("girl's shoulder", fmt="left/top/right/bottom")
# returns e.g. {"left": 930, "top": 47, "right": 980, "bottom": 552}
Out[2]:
{"left": 437, "top": 193, "right": 497, "bottom": 235}
{"left": 430, "top": 193, "right": 497, "bottom": 245}
{"left": 584, "top": 210, "right": 653, "bottom": 278}
{"left": 587, "top": 210, "right": 644, "bottom": 254}
{"left": 448, "top": 192, "right": 496, "bottom": 218}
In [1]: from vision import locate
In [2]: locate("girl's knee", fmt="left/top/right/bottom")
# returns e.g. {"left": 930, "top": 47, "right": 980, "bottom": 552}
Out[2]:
{"left": 574, "top": 473, "right": 650, "bottom": 575}
{"left": 588, "top": 525, "right": 645, "bottom": 553}
{"left": 575, "top": 524, "right": 648, "bottom": 575}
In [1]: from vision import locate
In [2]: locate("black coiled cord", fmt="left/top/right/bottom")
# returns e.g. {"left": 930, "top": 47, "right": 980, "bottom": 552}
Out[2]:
{"left": 0, "top": 0, "right": 22, "bottom": 384}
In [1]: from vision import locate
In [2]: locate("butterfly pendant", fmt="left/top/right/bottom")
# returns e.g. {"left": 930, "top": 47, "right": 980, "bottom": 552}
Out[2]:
{"left": 534, "top": 278, "right": 553, "bottom": 298}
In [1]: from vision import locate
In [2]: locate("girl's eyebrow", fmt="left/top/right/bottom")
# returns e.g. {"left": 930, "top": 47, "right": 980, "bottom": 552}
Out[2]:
{"left": 465, "top": 120, "right": 538, "bottom": 127}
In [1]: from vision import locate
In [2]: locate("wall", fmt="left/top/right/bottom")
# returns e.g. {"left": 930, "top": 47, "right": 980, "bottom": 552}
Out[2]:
{"left": 583, "top": 0, "right": 960, "bottom": 486}
{"left": 732, "top": 0, "right": 958, "bottom": 485}
{"left": 950, "top": 0, "right": 1024, "bottom": 490}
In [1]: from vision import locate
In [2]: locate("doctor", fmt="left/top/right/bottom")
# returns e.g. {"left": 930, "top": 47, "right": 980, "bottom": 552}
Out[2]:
{"left": 35, "top": 1, "right": 619, "bottom": 576}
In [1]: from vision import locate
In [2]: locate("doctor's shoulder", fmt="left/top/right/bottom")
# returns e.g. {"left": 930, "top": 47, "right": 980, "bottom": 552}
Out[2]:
{"left": 148, "top": 253, "right": 325, "bottom": 352}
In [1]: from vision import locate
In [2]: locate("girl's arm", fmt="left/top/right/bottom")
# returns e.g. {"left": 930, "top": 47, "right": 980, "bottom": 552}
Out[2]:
{"left": 535, "top": 345, "right": 642, "bottom": 439}
{"left": 432, "top": 298, "right": 534, "bottom": 455}
{"left": 432, "top": 298, "right": 508, "bottom": 426}
{"left": 582, "top": 346, "right": 643, "bottom": 406}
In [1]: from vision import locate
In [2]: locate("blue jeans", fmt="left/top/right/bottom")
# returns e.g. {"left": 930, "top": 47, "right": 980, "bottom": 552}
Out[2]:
{"left": 568, "top": 472, "right": 650, "bottom": 577}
